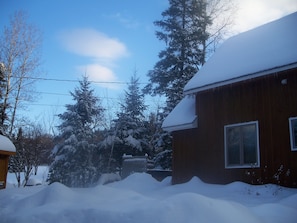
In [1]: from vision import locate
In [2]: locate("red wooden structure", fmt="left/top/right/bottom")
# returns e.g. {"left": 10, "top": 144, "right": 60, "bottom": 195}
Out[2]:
{"left": 0, "top": 135, "right": 16, "bottom": 189}
{"left": 163, "top": 12, "right": 297, "bottom": 188}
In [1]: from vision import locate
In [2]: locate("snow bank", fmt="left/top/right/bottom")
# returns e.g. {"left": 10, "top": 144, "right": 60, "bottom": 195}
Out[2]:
{"left": 6, "top": 166, "right": 49, "bottom": 187}
{"left": 25, "top": 178, "right": 42, "bottom": 186}
{"left": 97, "top": 173, "right": 121, "bottom": 185}
{"left": 1, "top": 173, "right": 297, "bottom": 223}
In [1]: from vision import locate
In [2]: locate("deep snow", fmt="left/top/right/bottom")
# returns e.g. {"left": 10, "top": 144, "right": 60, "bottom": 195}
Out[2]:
{"left": 1, "top": 168, "right": 297, "bottom": 223}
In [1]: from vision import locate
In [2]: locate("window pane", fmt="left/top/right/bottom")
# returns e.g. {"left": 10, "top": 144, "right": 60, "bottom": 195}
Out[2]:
{"left": 242, "top": 124, "right": 257, "bottom": 164}
{"left": 292, "top": 119, "right": 297, "bottom": 148}
{"left": 226, "top": 127, "right": 240, "bottom": 165}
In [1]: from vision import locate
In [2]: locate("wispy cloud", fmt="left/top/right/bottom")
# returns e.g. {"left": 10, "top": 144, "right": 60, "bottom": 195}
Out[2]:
{"left": 58, "top": 28, "right": 129, "bottom": 89}
{"left": 107, "top": 13, "right": 140, "bottom": 29}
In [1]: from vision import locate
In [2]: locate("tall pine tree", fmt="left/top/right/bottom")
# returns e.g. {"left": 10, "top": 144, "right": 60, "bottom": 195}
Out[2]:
{"left": 48, "top": 76, "right": 105, "bottom": 187}
{"left": 144, "top": 0, "right": 212, "bottom": 111}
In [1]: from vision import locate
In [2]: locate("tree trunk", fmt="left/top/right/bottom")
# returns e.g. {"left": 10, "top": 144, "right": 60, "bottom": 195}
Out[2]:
{"left": 8, "top": 77, "right": 22, "bottom": 136}
{"left": 14, "top": 172, "right": 21, "bottom": 188}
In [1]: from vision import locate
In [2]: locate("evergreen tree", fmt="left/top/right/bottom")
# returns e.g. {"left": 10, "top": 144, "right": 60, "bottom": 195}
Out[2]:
{"left": 142, "top": 0, "right": 214, "bottom": 169}
{"left": 144, "top": 111, "right": 173, "bottom": 169}
{"left": 48, "top": 76, "right": 105, "bottom": 187}
{"left": 116, "top": 73, "right": 148, "bottom": 155}
{"left": 144, "top": 0, "right": 212, "bottom": 111}
{"left": 102, "top": 73, "right": 149, "bottom": 170}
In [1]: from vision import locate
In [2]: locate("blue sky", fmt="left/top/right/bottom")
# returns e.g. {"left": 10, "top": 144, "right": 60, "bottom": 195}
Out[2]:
{"left": 1, "top": 0, "right": 297, "bottom": 128}
{"left": 1, "top": 0, "right": 168, "bottom": 126}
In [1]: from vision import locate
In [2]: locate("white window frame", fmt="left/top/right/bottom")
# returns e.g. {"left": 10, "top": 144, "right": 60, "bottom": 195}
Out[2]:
{"left": 289, "top": 117, "right": 297, "bottom": 151}
{"left": 224, "top": 121, "right": 260, "bottom": 169}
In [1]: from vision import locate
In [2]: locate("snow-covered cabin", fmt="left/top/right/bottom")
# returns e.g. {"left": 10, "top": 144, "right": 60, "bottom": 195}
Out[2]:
{"left": 162, "top": 12, "right": 297, "bottom": 188}
{"left": 0, "top": 135, "right": 16, "bottom": 189}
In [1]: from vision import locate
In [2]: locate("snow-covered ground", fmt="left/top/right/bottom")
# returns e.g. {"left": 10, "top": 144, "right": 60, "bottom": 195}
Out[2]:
{"left": 1, "top": 168, "right": 297, "bottom": 223}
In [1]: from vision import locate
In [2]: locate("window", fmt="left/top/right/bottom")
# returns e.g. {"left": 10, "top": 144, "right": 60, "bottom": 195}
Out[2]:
{"left": 224, "top": 121, "right": 260, "bottom": 168}
{"left": 289, "top": 117, "right": 297, "bottom": 151}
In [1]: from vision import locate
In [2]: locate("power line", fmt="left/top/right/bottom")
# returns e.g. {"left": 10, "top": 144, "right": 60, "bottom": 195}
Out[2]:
{"left": 20, "top": 91, "right": 164, "bottom": 107}
{"left": 12, "top": 76, "right": 149, "bottom": 85}
{"left": 26, "top": 103, "right": 65, "bottom": 107}
{"left": 9, "top": 76, "right": 165, "bottom": 109}
{"left": 34, "top": 91, "right": 70, "bottom": 96}
{"left": 25, "top": 90, "right": 122, "bottom": 100}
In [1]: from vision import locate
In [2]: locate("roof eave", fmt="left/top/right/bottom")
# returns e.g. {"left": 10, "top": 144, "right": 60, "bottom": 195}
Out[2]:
{"left": 184, "top": 62, "right": 297, "bottom": 95}
{"left": 0, "top": 150, "right": 16, "bottom": 156}
{"left": 162, "top": 116, "right": 197, "bottom": 132}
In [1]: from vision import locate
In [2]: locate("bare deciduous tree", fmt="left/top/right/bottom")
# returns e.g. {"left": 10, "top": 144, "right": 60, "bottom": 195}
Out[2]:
{"left": 0, "top": 11, "right": 43, "bottom": 136}
{"left": 9, "top": 123, "right": 54, "bottom": 187}
{"left": 204, "top": 0, "right": 236, "bottom": 62}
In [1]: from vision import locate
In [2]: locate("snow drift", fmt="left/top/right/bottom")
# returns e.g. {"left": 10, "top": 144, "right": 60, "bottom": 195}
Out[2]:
{"left": 1, "top": 172, "right": 297, "bottom": 223}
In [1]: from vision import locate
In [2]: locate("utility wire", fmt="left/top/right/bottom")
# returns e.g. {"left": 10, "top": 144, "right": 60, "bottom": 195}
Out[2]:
{"left": 9, "top": 76, "right": 164, "bottom": 108}
{"left": 24, "top": 90, "right": 123, "bottom": 100}
{"left": 12, "top": 75, "right": 149, "bottom": 85}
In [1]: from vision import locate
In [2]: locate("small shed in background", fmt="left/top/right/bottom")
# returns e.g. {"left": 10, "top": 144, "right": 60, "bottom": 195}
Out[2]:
{"left": 0, "top": 135, "right": 16, "bottom": 189}
{"left": 121, "top": 154, "right": 148, "bottom": 179}
{"left": 121, "top": 154, "right": 172, "bottom": 181}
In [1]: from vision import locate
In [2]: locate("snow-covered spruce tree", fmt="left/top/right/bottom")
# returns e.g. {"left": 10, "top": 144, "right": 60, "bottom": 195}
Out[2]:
{"left": 144, "top": 111, "right": 173, "bottom": 169}
{"left": 48, "top": 76, "right": 105, "bottom": 187}
{"left": 102, "top": 73, "right": 149, "bottom": 170}
{"left": 143, "top": 0, "right": 215, "bottom": 169}
{"left": 144, "top": 0, "right": 212, "bottom": 112}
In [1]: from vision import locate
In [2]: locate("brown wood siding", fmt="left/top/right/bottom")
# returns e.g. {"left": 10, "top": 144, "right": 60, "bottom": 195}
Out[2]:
{"left": 0, "top": 151, "right": 15, "bottom": 189}
{"left": 0, "top": 150, "right": 16, "bottom": 156}
{"left": 172, "top": 69, "right": 297, "bottom": 187}
{"left": 0, "top": 155, "right": 9, "bottom": 189}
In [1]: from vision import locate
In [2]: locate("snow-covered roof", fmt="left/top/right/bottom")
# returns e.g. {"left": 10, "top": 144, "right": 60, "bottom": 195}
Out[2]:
{"left": 184, "top": 12, "right": 297, "bottom": 94}
{"left": 162, "top": 95, "right": 197, "bottom": 132}
{"left": 0, "top": 135, "right": 16, "bottom": 153}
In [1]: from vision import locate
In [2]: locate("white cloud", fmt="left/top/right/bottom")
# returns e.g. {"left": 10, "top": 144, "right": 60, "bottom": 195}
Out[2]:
{"left": 233, "top": 0, "right": 297, "bottom": 33}
{"left": 59, "top": 28, "right": 129, "bottom": 60}
{"left": 59, "top": 28, "right": 129, "bottom": 89}
{"left": 77, "top": 64, "right": 121, "bottom": 90}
